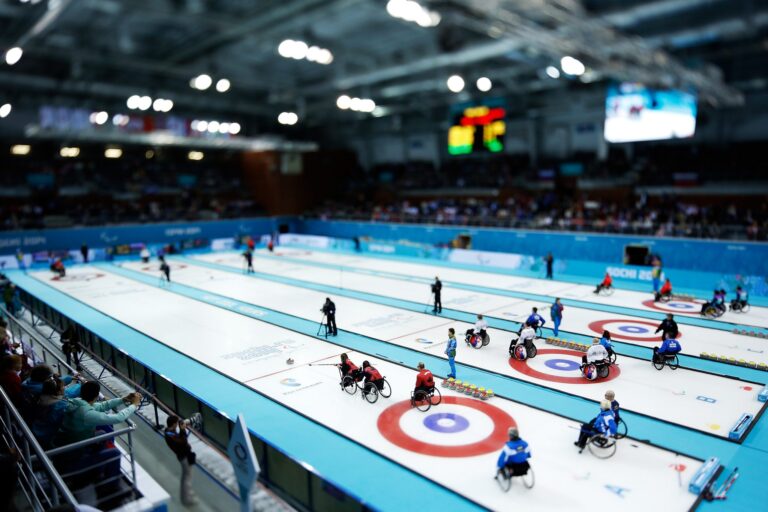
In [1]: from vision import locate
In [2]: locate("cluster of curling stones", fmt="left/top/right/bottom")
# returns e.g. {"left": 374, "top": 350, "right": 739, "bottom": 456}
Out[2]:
{"left": 731, "top": 328, "right": 767, "bottom": 338}
{"left": 545, "top": 337, "right": 589, "bottom": 351}
{"left": 700, "top": 352, "right": 768, "bottom": 371}
{"left": 442, "top": 378, "right": 494, "bottom": 400}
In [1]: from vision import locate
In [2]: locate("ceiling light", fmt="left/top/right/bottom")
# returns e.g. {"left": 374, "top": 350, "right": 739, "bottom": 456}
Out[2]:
{"left": 560, "top": 56, "right": 585, "bottom": 76}
{"left": 290, "top": 41, "right": 308, "bottom": 60}
{"left": 138, "top": 96, "right": 152, "bottom": 111}
{"left": 476, "top": 77, "right": 492, "bottom": 92}
{"left": 447, "top": 74, "right": 465, "bottom": 93}
{"left": 152, "top": 98, "right": 173, "bottom": 112}
{"left": 145, "top": 150, "right": 155, "bottom": 159}
{"left": 0, "top": 103, "right": 11, "bottom": 118}
{"left": 191, "top": 74, "right": 212, "bottom": 90}
{"left": 386, "top": 0, "right": 440, "bottom": 27}
{"left": 278, "top": 40, "right": 296, "bottom": 58}
{"left": 207, "top": 120, "right": 220, "bottom": 133}
{"left": 215, "top": 78, "right": 231, "bottom": 93}
{"left": 126, "top": 95, "right": 140, "bottom": 109}
{"left": 278, "top": 112, "right": 298, "bottom": 125}
{"left": 546, "top": 66, "right": 560, "bottom": 79}
{"left": 90, "top": 111, "right": 108, "bottom": 125}
{"left": 359, "top": 99, "right": 376, "bottom": 113}
{"left": 112, "top": 114, "right": 129, "bottom": 126}
{"left": 218, "top": 122, "right": 230, "bottom": 134}
{"left": 5, "top": 47, "right": 22, "bottom": 66}
{"left": 350, "top": 97, "right": 363, "bottom": 111}
{"left": 336, "top": 95, "right": 351, "bottom": 110}
{"left": 316, "top": 49, "right": 333, "bottom": 65}
{"left": 60, "top": 147, "right": 80, "bottom": 158}
{"left": 228, "top": 122, "right": 241, "bottom": 135}
{"left": 196, "top": 120, "right": 208, "bottom": 132}
{"left": 11, "top": 144, "right": 30, "bottom": 155}
{"left": 306, "top": 46, "right": 322, "bottom": 62}
{"left": 188, "top": 151, "right": 204, "bottom": 161}
{"left": 104, "top": 148, "right": 122, "bottom": 159}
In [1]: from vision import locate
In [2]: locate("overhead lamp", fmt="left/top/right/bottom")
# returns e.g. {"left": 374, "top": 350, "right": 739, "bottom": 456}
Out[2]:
{"left": 104, "top": 148, "right": 123, "bottom": 159}
{"left": 386, "top": 0, "right": 440, "bottom": 27}
{"left": 560, "top": 56, "right": 585, "bottom": 76}
{"left": 336, "top": 95, "right": 351, "bottom": 110}
{"left": 188, "top": 151, "right": 204, "bottom": 161}
{"left": 0, "top": 103, "right": 11, "bottom": 118}
{"left": 11, "top": 144, "right": 30, "bottom": 155}
{"left": 447, "top": 75, "right": 465, "bottom": 93}
{"left": 228, "top": 122, "right": 241, "bottom": 135}
{"left": 476, "top": 77, "right": 492, "bottom": 92}
{"left": 546, "top": 66, "right": 560, "bottom": 79}
{"left": 138, "top": 96, "right": 152, "bottom": 111}
{"left": 60, "top": 147, "right": 80, "bottom": 158}
{"left": 89, "top": 111, "right": 108, "bottom": 125}
{"left": 278, "top": 112, "right": 298, "bottom": 125}
{"left": 5, "top": 47, "right": 22, "bottom": 66}
{"left": 216, "top": 78, "right": 231, "bottom": 93}
{"left": 126, "top": 95, "right": 140, "bottom": 109}
{"left": 191, "top": 74, "right": 212, "bottom": 90}
{"left": 207, "top": 120, "right": 220, "bottom": 133}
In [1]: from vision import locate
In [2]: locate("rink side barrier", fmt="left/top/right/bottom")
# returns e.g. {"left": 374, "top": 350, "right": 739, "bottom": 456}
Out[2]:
{"left": 689, "top": 457, "right": 722, "bottom": 495}
{"left": 728, "top": 414, "right": 754, "bottom": 441}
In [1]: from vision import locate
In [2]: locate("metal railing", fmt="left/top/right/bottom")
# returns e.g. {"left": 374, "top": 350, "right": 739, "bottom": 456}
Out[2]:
{"left": 0, "top": 387, "right": 78, "bottom": 511}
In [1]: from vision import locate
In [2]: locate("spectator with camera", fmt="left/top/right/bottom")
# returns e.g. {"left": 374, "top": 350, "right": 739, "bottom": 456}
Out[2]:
{"left": 164, "top": 414, "right": 199, "bottom": 506}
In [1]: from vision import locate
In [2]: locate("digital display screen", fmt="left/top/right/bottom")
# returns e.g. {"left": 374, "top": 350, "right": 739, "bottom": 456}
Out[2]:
{"left": 448, "top": 101, "right": 506, "bottom": 155}
{"left": 604, "top": 83, "right": 697, "bottom": 143}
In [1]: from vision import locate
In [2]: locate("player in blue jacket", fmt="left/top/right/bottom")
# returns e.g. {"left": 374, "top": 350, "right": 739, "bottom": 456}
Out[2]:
{"left": 653, "top": 333, "right": 682, "bottom": 363}
{"left": 605, "top": 390, "right": 620, "bottom": 424}
{"left": 575, "top": 400, "right": 617, "bottom": 450}
{"left": 731, "top": 286, "right": 749, "bottom": 311}
{"left": 599, "top": 330, "right": 615, "bottom": 360}
{"left": 526, "top": 307, "right": 546, "bottom": 330}
{"left": 444, "top": 328, "right": 457, "bottom": 378}
{"left": 496, "top": 427, "right": 531, "bottom": 477}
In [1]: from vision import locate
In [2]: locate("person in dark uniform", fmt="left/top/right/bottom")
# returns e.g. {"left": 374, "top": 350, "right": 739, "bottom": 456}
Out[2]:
{"left": 654, "top": 314, "right": 678, "bottom": 339}
{"left": 322, "top": 297, "right": 338, "bottom": 336}
{"left": 80, "top": 244, "right": 89, "bottom": 263}
{"left": 159, "top": 255, "right": 171, "bottom": 283}
{"left": 544, "top": 253, "right": 554, "bottom": 279}
{"left": 242, "top": 248, "right": 254, "bottom": 273}
{"left": 432, "top": 276, "right": 442, "bottom": 314}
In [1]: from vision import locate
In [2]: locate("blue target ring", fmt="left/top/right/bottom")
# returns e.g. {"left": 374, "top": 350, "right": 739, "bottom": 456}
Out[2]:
{"left": 618, "top": 325, "right": 648, "bottom": 334}
{"left": 423, "top": 413, "right": 470, "bottom": 434}
{"left": 544, "top": 359, "right": 581, "bottom": 371}
{"left": 669, "top": 303, "right": 695, "bottom": 309}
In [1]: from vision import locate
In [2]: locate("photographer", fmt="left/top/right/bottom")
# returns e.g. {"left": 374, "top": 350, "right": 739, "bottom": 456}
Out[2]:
{"left": 432, "top": 276, "right": 442, "bottom": 314}
{"left": 321, "top": 297, "right": 338, "bottom": 336}
{"left": 164, "top": 415, "right": 198, "bottom": 506}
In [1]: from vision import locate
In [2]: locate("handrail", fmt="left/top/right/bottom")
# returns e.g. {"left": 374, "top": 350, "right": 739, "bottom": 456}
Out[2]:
{"left": 46, "top": 424, "right": 137, "bottom": 456}
{"left": 0, "top": 386, "right": 79, "bottom": 508}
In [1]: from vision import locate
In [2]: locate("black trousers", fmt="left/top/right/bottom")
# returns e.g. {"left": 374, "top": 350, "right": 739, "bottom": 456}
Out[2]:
{"left": 433, "top": 293, "right": 442, "bottom": 313}
{"left": 326, "top": 314, "right": 337, "bottom": 335}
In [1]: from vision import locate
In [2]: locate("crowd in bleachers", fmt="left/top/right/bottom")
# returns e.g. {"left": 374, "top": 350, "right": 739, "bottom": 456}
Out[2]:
{"left": 314, "top": 194, "right": 768, "bottom": 240}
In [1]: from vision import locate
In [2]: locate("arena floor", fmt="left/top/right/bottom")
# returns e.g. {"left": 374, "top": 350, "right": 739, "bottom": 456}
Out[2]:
{"left": 8, "top": 247, "right": 768, "bottom": 511}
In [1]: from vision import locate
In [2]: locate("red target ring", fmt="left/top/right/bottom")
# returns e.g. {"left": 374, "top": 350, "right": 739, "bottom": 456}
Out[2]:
{"left": 51, "top": 272, "right": 105, "bottom": 282}
{"left": 378, "top": 396, "right": 513, "bottom": 457}
{"left": 508, "top": 348, "right": 621, "bottom": 384}
{"left": 588, "top": 319, "right": 681, "bottom": 342}
{"left": 642, "top": 299, "right": 699, "bottom": 315}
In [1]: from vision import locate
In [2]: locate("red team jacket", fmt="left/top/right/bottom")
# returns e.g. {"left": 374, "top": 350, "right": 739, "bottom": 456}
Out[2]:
{"left": 415, "top": 369, "right": 434, "bottom": 388}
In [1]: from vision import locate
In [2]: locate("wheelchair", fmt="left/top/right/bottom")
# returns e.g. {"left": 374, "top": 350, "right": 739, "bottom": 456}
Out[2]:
{"left": 581, "top": 433, "right": 617, "bottom": 459}
{"left": 410, "top": 386, "right": 442, "bottom": 412}
{"left": 340, "top": 369, "right": 392, "bottom": 404}
{"left": 730, "top": 301, "right": 750, "bottom": 313}
{"left": 652, "top": 352, "right": 680, "bottom": 371}
{"left": 701, "top": 303, "right": 725, "bottom": 318}
{"left": 656, "top": 291, "right": 672, "bottom": 303}
{"left": 580, "top": 360, "right": 610, "bottom": 380}
{"left": 465, "top": 330, "right": 490, "bottom": 349}
{"left": 495, "top": 463, "right": 534, "bottom": 492}
{"left": 596, "top": 285, "right": 615, "bottom": 297}
{"left": 615, "top": 418, "right": 628, "bottom": 440}
{"left": 508, "top": 340, "right": 538, "bottom": 360}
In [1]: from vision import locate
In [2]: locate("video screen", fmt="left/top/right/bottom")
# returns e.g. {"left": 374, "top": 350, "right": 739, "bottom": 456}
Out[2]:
{"left": 604, "top": 83, "right": 697, "bottom": 143}
{"left": 447, "top": 100, "right": 506, "bottom": 155}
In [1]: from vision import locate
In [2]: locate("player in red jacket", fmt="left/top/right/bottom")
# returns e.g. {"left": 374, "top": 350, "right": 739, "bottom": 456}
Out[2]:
{"left": 655, "top": 278, "right": 673, "bottom": 302}
{"left": 594, "top": 272, "right": 612, "bottom": 294}
{"left": 414, "top": 362, "right": 434, "bottom": 395}
{"left": 362, "top": 361, "right": 384, "bottom": 392}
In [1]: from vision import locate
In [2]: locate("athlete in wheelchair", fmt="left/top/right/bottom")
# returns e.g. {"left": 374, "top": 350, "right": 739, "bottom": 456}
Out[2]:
{"left": 593, "top": 272, "right": 613, "bottom": 296}
{"left": 700, "top": 289, "right": 726, "bottom": 318}
{"left": 574, "top": 400, "right": 618, "bottom": 458}
{"left": 580, "top": 338, "right": 611, "bottom": 380}
{"left": 652, "top": 334, "right": 681, "bottom": 370}
{"left": 599, "top": 331, "right": 617, "bottom": 364}
{"left": 410, "top": 362, "right": 442, "bottom": 411}
{"left": 495, "top": 427, "right": 534, "bottom": 491}
{"left": 654, "top": 278, "right": 673, "bottom": 302}
{"left": 509, "top": 321, "right": 538, "bottom": 360}
{"left": 465, "top": 314, "right": 490, "bottom": 349}
{"left": 337, "top": 353, "right": 361, "bottom": 391}
{"left": 729, "top": 286, "right": 750, "bottom": 313}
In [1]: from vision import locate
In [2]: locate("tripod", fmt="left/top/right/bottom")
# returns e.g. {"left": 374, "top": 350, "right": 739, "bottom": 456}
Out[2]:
{"left": 316, "top": 312, "right": 329, "bottom": 338}
{"left": 424, "top": 291, "right": 435, "bottom": 314}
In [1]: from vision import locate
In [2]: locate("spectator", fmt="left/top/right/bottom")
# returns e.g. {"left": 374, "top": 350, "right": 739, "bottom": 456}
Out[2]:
{"left": 0, "top": 355, "right": 23, "bottom": 405}
{"left": 3, "top": 284, "right": 17, "bottom": 316}
{"left": 59, "top": 381, "right": 140, "bottom": 445}
{"left": 21, "top": 364, "right": 81, "bottom": 420}
{"left": 31, "top": 376, "right": 70, "bottom": 449}
{"left": 60, "top": 324, "right": 82, "bottom": 370}
{"left": 164, "top": 415, "right": 198, "bottom": 506}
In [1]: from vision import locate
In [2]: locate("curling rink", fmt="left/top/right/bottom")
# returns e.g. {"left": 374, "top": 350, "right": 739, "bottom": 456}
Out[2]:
{"left": 10, "top": 247, "right": 768, "bottom": 511}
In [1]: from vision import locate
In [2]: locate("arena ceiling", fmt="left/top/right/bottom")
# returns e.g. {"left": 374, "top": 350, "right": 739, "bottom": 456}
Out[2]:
{"left": 0, "top": 0, "right": 765, "bottom": 132}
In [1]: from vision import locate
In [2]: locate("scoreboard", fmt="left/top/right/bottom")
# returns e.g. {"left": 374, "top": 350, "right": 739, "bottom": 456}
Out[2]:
{"left": 448, "top": 102, "right": 506, "bottom": 155}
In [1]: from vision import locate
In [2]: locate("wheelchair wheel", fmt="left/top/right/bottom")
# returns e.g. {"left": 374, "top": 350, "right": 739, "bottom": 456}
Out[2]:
{"left": 668, "top": 354, "right": 680, "bottom": 370}
{"left": 587, "top": 435, "right": 616, "bottom": 459}
{"left": 495, "top": 469, "right": 512, "bottom": 492}
{"left": 342, "top": 376, "right": 357, "bottom": 394}
{"left": 741, "top": 303, "right": 751, "bottom": 313}
{"left": 608, "top": 351, "right": 617, "bottom": 365}
{"left": 659, "top": 293, "right": 671, "bottom": 303}
{"left": 413, "top": 391, "right": 431, "bottom": 412}
{"left": 379, "top": 379, "right": 392, "bottom": 398}
{"left": 521, "top": 467, "right": 535, "bottom": 489}
{"left": 469, "top": 335, "right": 482, "bottom": 350}
{"left": 615, "top": 419, "right": 628, "bottom": 440}
{"left": 527, "top": 344, "right": 538, "bottom": 358}
{"left": 482, "top": 333, "right": 490, "bottom": 346}
{"left": 597, "top": 364, "right": 609, "bottom": 379}
{"left": 652, "top": 357, "right": 665, "bottom": 371}
{"left": 430, "top": 387, "right": 442, "bottom": 406}
{"left": 363, "top": 383, "right": 379, "bottom": 404}
{"left": 601, "top": 287, "right": 615, "bottom": 297}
